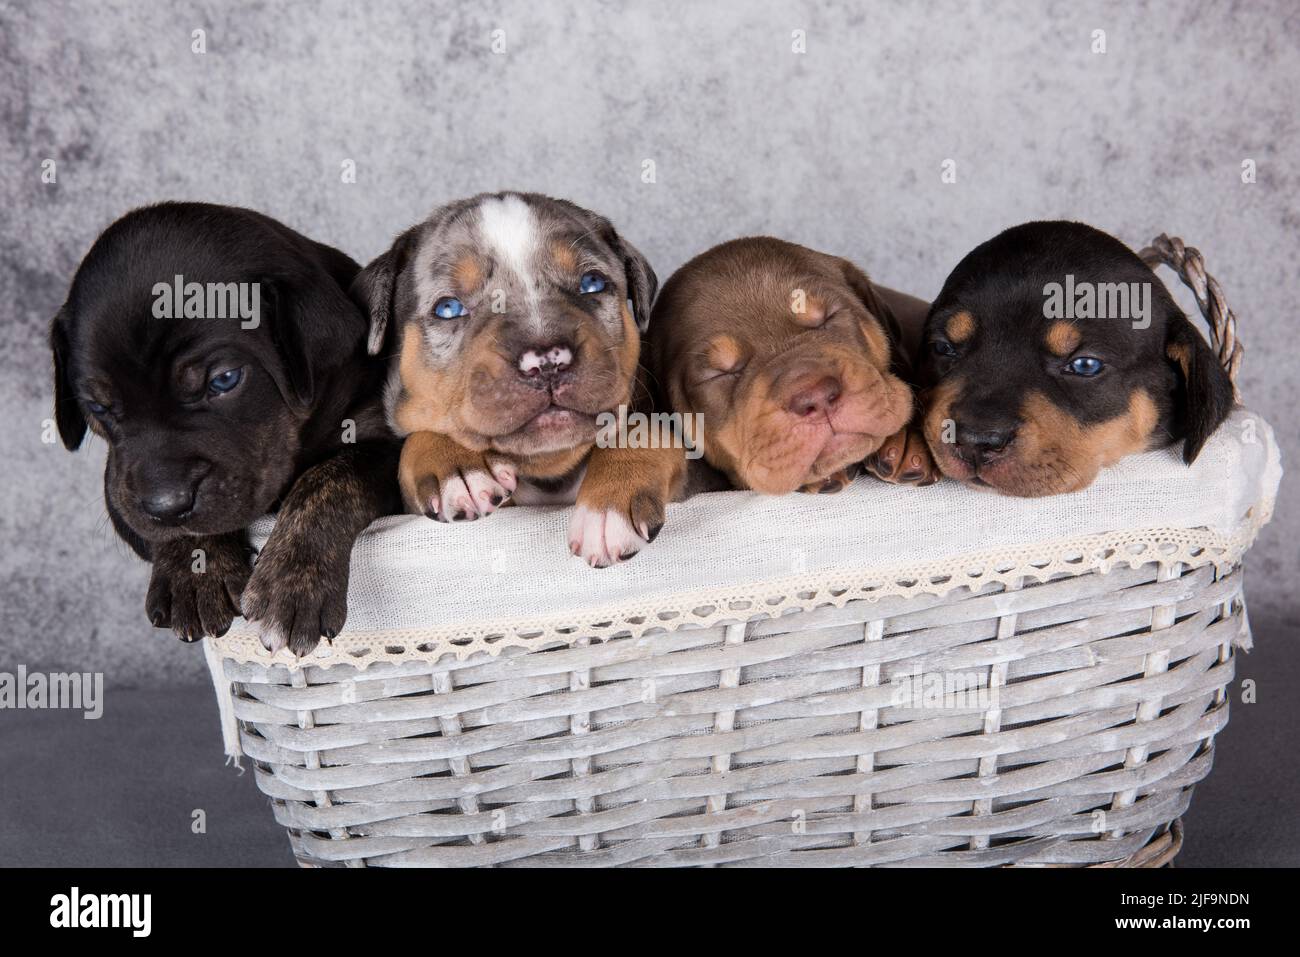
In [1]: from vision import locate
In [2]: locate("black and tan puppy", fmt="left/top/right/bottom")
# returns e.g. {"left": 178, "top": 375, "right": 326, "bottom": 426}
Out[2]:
{"left": 646, "top": 237, "right": 938, "bottom": 494}
{"left": 51, "top": 202, "right": 400, "bottom": 654}
{"left": 353, "top": 191, "right": 685, "bottom": 567}
{"left": 918, "top": 220, "right": 1235, "bottom": 496}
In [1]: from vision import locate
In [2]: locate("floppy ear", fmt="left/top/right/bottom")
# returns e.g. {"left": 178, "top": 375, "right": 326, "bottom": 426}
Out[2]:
{"left": 49, "top": 308, "right": 87, "bottom": 450}
{"left": 616, "top": 235, "right": 658, "bottom": 334}
{"left": 1165, "top": 312, "right": 1235, "bottom": 464}
{"left": 840, "top": 259, "right": 909, "bottom": 377}
{"left": 260, "top": 280, "right": 311, "bottom": 409}
{"left": 351, "top": 227, "right": 418, "bottom": 357}
{"left": 263, "top": 267, "right": 366, "bottom": 411}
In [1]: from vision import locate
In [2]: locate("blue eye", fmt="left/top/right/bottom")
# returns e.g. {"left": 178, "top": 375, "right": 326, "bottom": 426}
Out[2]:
{"left": 579, "top": 272, "right": 607, "bottom": 294}
{"left": 208, "top": 368, "right": 244, "bottom": 394}
{"left": 85, "top": 399, "right": 108, "bottom": 415}
{"left": 434, "top": 297, "right": 467, "bottom": 320}
{"left": 1066, "top": 356, "right": 1104, "bottom": 377}
{"left": 931, "top": 340, "right": 958, "bottom": 358}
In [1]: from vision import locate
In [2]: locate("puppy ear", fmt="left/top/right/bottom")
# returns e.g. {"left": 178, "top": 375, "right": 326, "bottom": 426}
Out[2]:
{"left": 1165, "top": 312, "right": 1235, "bottom": 464}
{"left": 840, "top": 259, "right": 908, "bottom": 376}
{"left": 49, "top": 308, "right": 87, "bottom": 450}
{"left": 260, "top": 280, "right": 311, "bottom": 408}
{"left": 617, "top": 235, "right": 658, "bottom": 334}
{"left": 351, "top": 228, "right": 417, "bottom": 356}
{"left": 263, "top": 266, "right": 365, "bottom": 410}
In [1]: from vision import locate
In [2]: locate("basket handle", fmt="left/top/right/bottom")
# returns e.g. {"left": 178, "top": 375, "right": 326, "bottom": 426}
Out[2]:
{"left": 1138, "top": 234, "right": 1243, "bottom": 392}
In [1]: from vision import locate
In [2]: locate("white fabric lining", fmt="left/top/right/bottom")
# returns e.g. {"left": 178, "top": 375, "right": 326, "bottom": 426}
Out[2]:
{"left": 215, "top": 409, "right": 1278, "bottom": 661}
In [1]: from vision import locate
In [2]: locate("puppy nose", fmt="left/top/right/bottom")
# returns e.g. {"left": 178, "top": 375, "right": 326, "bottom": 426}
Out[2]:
{"left": 955, "top": 424, "right": 1017, "bottom": 465}
{"left": 140, "top": 484, "right": 195, "bottom": 523}
{"left": 518, "top": 343, "right": 574, "bottom": 379}
{"left": 786, "top": 376, "right": 842, "bottom": 417}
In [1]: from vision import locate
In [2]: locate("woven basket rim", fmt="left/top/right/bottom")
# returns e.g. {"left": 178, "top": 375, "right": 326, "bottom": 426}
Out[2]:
{"left": 209, "top": 504, "right": 1269, "bottom": 672}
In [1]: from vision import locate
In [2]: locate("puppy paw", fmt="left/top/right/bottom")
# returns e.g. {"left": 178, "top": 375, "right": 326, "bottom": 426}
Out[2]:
{"left": 145, "top": 535, "right": 251, "bottom": 642}
{"left": 799, "top": 462, "right": 861, "bottom": 494}
{"left": 569, "top": 445, "right": 683, "bottom": 567}
{"left": 240, "top": 537, "right": 349, "bottom": 657}
{"left": 864, "top": 425, "right": 940, "bottom": 486}
{"left": 568, "top": 490, "right": 665, "bottom": 568}
{"left": 421, "top": 459, "right": 515, "bottom": 522}
{"left": 400, "top": 436, "right": 516, "bottom": 522}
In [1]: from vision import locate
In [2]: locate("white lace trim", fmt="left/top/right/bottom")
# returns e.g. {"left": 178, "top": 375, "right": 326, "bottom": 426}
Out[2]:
{"left": 208, "top": 502, "right": 1271, "bottom": 671}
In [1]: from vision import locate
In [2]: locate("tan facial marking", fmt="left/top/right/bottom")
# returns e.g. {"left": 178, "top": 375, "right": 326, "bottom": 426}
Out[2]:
{"left": 550, "top": 240, "right": 578, "bottom": 273}
{"left": 618, "top": 303, "right": 640, "bottom": 398}
{"left": 856, "top": 314, "right": 891, "bottom": 369}
{"left": 452, "top": 254, "right": 484, "bottom": 294}
{"left": 1024, "top": 388, "right": 1159, "bottom": 465}
{"left": 921, "top": 378, "right": 962, "bottom": 460}
{"left": 1011, "top": 389, "right": 1159, "bottom": 494}
{"left": 945, "top": 310, "right": 975, "bottom": 343}
{"left": 1045, "top": 321, "right": 1082, "bottom": 357}
{"left": 392, "top": 322, "right": 456, "bottom": 436}
{"left": 790, "top": 292, "right": 826, "bottom": 327}
{"left": 706, "top": 334, "right": 744, "bottom": 372}
{"left": 713, "top": 382, "right": 769, "bottom": 489}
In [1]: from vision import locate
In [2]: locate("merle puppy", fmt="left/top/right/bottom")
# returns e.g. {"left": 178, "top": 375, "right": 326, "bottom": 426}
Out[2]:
{"left": 50, "top": 202, "right": 400, "bottom": 654}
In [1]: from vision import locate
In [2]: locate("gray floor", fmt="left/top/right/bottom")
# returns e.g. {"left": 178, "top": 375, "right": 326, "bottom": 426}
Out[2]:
{"left": 0, "top": 686, "right": 293, "bottom": 867}
{"left": 2, "top": 612, "right": 1295, "bottom": 867}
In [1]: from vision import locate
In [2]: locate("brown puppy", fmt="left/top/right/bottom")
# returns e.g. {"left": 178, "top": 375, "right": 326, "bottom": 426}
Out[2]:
{"left": 646, "top": 237, "right": 937, "bottom": 494}
{"left": 352, "top": 192, "right": 685, "bottom": 566}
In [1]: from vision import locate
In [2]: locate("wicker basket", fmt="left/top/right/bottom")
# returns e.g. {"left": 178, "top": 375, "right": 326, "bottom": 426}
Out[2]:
{"left": 205, "top": 236, "right": 1278, "bottom": 867}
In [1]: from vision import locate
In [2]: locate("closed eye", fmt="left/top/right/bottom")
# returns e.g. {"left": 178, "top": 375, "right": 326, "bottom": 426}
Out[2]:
{"left": 809, "top": 307, "right": 841, "bottom": 329}
{"left": 691, "top": 366, "right": 745, "bottom": 388}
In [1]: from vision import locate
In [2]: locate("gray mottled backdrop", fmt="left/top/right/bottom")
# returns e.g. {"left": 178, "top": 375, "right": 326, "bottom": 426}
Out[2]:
{"left": 2, "top": 0, "right": 1295, "bottom": 685}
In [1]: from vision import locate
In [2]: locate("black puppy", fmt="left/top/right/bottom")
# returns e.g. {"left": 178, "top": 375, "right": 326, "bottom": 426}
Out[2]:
{"left": 918, "top": 221, "right": 1234, "bottom": 496}
{"left": 51, "top": 202, "right": 400, "bottom": 654}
